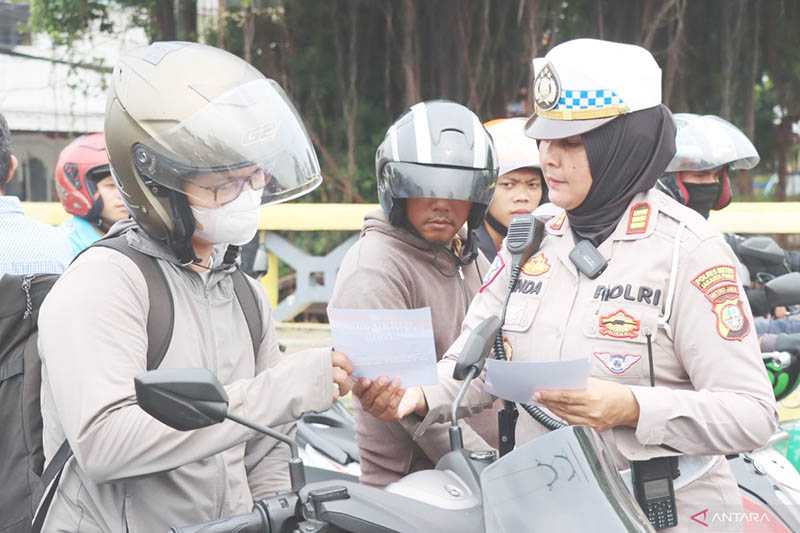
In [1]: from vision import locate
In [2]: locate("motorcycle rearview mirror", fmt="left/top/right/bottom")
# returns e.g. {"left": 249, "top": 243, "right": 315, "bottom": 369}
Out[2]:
{"left": 135, "top": 368, "right": 229, "bottom": 430}
{"left": 765, "top": 272, "right": 800, "bottom": 308}
{"left": 134, "top": 368, "right": 307, "bottom": 491}
{"left": 449, "top": 316, "right": 502, "bottom": 451}
{"left": 453, "top": 316, "right": 502, "bottom": 381}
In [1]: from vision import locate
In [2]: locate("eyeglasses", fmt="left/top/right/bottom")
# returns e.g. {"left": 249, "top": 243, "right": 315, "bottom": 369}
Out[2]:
{"left": 192, "top": 168, "right": 269, "bottom": 206}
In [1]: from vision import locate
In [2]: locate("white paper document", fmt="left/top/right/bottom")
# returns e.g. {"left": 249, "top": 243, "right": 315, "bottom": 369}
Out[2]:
{"left": 484, "top": 357, "right": 591, "bottom": 403}
{"left": 328, "top": 307, "right": 438, "bottom": 387}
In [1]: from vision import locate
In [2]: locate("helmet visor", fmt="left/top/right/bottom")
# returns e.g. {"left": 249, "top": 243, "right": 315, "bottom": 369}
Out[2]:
{"left": 133, "top": 79, "right": 321, "bottom": 207}
{"left": 380, "top": 162, "right": 496, "bottom": 206}
{"left": 666, "top": 114, "right": 759, "bottom": 172}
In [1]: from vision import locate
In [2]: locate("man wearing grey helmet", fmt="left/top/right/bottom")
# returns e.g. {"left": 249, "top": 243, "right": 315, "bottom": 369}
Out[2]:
{"left": 328, "top": 100, "right": 500, "bottom": 486}
{"left": 37, "top": 42, "right": 353, "bottom": 530}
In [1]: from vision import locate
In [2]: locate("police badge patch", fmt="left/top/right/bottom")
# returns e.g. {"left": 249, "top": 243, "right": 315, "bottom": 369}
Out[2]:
{"left": 521, "top": 252, "right": 550, "bottom": 277}
{"left": 533, "top": 62, "right": 561, "bottom": 112}
{"left": 691, "top": 265, "right": 750, "bottom": 341}
{"left": 598, "top": 309, "right": 640, "bottom": 340}
{"left": 594, "top": 352, "right": 641, "bottom": 375}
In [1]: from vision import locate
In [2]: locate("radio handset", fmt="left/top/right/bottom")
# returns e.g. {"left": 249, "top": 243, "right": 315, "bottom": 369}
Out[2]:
{"left": 495, "top": 215, "right": 568, "bottom": 455}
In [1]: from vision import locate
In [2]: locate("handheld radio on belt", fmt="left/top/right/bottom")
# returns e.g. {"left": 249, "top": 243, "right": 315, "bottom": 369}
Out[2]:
{"left": 630, "top": 333, "right": 680, "bottom": 530}
{"left": 571, "top": 239, "right": 680, "bottom": 529}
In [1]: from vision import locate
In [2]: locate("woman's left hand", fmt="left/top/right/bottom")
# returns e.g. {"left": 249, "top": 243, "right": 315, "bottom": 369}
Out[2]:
{"left": 535, "top": 378, "right": 640, "bottom": 432}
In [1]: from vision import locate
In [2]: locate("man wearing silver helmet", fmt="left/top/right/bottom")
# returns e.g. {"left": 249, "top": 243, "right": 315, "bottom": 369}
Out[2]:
{"left": 37, "top": 42, "right": 353, "bottom": 530}
{"left": 329, "top": 100, "right": 500, "bottom": 487}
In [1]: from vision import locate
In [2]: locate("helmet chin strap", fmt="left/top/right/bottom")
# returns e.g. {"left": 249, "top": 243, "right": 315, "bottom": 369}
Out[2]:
{"left": 403, "top": 219, "right": 478, "bottom": 267}
{"left": 484, "top": 211, "right": 508, "bottom": 237}
{"left": 167, "top": 190, "right": 200, "bottom": 265}
{"left": 455, "top": 228, "right": 479, "bottom": 266}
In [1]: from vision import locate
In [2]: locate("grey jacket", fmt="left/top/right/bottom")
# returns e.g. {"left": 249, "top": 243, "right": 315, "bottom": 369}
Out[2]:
{"left": 328, "top": 211, "right": 499, "bottom": 486}
{"left": 38, "top": 222, "right": 334, "bottom": 532}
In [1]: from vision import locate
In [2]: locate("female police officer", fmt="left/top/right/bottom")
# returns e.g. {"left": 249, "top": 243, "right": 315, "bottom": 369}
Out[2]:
{"left": 362, "top": 39, "right": 777, "bottom": 531}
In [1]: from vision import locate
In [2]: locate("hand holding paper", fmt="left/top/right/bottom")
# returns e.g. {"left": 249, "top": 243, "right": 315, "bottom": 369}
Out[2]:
{"left": 328, "top": 307, "right": 438, "bottom": 388}
{"left": 535, "top": 377, "right": 641, "bottom": 431}
{"left": 484, "top": 357, "right": 591, "bottom": 403}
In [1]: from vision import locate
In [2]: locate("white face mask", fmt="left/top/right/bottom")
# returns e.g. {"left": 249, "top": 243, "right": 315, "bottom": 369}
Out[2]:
{"left": 190, "top": 187, "right": 262, "bottom": 245}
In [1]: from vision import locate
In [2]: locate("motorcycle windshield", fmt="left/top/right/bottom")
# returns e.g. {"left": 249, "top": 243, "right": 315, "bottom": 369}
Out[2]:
{"left": 479, "top": 426, "right": 652, "bottom": 533}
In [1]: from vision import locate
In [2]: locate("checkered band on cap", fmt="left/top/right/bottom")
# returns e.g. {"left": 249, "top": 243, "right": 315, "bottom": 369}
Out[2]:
{"left": 559, "top": 89, "right": 624, "bottom": 110}
{"left": 538, "top": 88, "right": 628, "bottom": 120}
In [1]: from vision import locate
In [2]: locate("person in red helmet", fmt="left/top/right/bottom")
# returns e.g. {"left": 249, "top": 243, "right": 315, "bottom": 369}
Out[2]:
{"left": 54, "top": 133, "right": 129, "bottom": 256}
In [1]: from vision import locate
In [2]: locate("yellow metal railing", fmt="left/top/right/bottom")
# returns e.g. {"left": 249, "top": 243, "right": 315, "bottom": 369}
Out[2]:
{"left": 24, "top": 202, "right": 380, "bottom": 308}
{"left": 21, "top": 201, "right": 800, "bottom": 308}
{"left": 25, "top": 201, "right": 800, "bottom": 232}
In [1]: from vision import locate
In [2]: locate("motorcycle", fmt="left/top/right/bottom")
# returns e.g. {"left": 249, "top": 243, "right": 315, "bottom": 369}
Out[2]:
{"left": 293, "top": 353, "right": 800, "bottom": 533}
{"left": 134, "top": 316, "right": 655, "bottom": 532}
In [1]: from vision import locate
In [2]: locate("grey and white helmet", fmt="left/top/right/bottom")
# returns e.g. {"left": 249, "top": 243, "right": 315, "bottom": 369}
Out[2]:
{"left": 375, "top": 100, "right": 498, "bottom": 231}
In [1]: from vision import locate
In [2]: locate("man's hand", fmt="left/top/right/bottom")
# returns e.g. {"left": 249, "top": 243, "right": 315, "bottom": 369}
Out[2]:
{"left": 535, "top": 378, "right": 639, "bottom": 432}
{"left": 352, "top": 378, "right": 427, "bottom": 422}
{"left": 331, "top": 351, "right": 354, "bottom": 400}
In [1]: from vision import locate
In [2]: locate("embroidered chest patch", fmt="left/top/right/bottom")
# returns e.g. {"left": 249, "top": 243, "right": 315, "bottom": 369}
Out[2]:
{"left": 521, "top": 252, "right": 550, "bottom": 277}
{"left": 594, "top": 352, "right": 641, "bottom": 375}
{"left": 691, "top": 265, "right": 750, "bottom": 341}
{"left": 598, "top": 309, "right": 641, "bottom": 339}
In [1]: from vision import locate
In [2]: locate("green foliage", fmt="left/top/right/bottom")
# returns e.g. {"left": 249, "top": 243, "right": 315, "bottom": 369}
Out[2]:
{"left": 29, "top": 0, "right": 109, "bottom": 44}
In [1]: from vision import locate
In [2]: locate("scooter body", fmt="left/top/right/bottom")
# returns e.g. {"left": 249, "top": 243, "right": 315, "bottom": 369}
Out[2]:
{"left": 301, "top": 425, "right": 653, "bottom": 533}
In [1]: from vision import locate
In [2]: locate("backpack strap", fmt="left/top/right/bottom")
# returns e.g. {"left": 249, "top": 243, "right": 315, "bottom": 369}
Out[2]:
{"left": 31, "top": 441, "right": 71, "bottom": 532}
{"left": 93, "top": 235, "right": 175, "bottom": 370}
{"left": 32, "top": 234, "right": 174, "bottom": 532}
{"left": 231, "top": 268, "right": 263, "bottom": 357}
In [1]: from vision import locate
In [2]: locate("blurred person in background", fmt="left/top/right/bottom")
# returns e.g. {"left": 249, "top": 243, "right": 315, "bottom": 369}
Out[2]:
{"left": 54, "top": 133, "right": 129, "bottom": 257}
{"left": 0, "top": 112, "right": 72, "bottom": 274}
{"left": 478, "top": 117, "right": 549, "bottom": 261}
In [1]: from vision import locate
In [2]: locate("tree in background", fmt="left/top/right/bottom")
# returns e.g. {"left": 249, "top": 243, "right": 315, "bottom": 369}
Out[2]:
{"left": 27, "top": 0, "right": 800, "bottom": 202}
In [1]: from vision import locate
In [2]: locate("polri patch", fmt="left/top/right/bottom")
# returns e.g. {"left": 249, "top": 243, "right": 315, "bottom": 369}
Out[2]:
{"left": 691, "top": 265, "right": 750, "bottom": 341}
{"left": 480, "top": 255, "right": 505, "bottom": 293}
{"left": 626, "top": 202, "right": 651, "bottom": 235}
{"left": 594, "top": 352, "right": 641, "bottom": 375}
{"left": 598, "top": 309, "right": 640, "bottom": 340}
{"left": 522, "top": 252, "right": 550, "bottom": 277}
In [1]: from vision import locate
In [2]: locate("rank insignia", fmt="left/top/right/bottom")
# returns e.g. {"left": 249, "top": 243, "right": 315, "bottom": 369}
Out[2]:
{"left": 691, "top": 265, "right": 750, "bottom": 341}
{"left": 533, "top": 62, "right": 561, "bottom": 112}
{"left": 480, "top": 255, "right": 505, "bottom": 293}
{"left": 549, "top": 212, "right": 566, "bottom": 232}
{"left": 522, "top": 252, "right": 550, "bottom": 277}
{"left": 594, "top": 352, "right": 641, "bottom": 375}
{"left": 626, "top": 202, "right": 651, "bottom": 235}
{"left": 598, "top": 309, "right": 640, "bottom": 339}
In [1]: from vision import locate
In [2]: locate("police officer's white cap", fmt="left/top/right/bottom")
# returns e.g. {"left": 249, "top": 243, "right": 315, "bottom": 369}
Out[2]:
{"left": 525, "top": 39, "right": 662, "bottom": 140}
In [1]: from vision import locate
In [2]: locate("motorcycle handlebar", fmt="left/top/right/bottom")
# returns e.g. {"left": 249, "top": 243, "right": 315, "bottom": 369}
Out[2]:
{"left": 169, "top": 507, "right": 267, "bottom": 533}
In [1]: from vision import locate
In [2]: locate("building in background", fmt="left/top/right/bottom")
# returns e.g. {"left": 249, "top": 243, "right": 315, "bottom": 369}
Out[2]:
{"left": 0, "top": 1, "right": 146, "bottom": 201}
